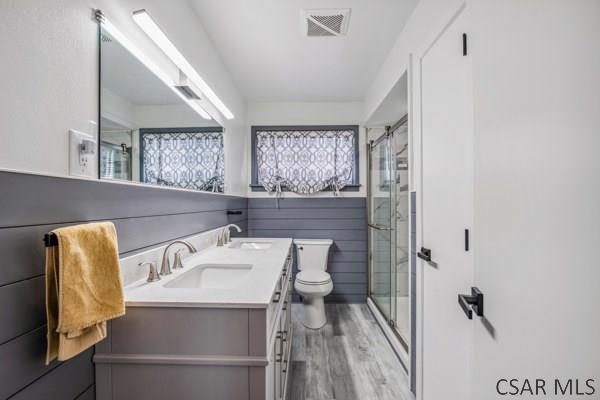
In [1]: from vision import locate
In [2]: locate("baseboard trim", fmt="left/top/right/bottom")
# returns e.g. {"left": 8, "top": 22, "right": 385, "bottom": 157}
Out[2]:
{"left": 93, "top": 353, "right": 269, "bottom": 366}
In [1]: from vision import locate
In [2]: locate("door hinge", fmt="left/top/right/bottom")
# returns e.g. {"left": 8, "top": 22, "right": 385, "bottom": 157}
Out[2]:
{"left": 465, "top": 228, "right": 470, "bottom": 251}
{"left": 462, "top": 33, "right": 468, "bottom": 56}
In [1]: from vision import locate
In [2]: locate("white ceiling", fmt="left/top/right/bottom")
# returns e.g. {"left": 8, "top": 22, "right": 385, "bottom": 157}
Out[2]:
{"left": 188, "top": 0, "right": 418, "bottom": 102}
{"left": 101, "top": 32, "right": 181, "bottom": 106}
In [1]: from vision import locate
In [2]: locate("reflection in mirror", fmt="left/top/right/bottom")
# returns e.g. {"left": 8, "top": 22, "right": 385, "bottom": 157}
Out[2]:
{"left": 99, "top": 27, "right": 224, "bottom": 192}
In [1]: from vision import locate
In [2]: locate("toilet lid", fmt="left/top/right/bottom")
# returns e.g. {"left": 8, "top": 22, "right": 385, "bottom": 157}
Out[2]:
{"left": 296, "top": 270, "right": 331, "bottom": 285}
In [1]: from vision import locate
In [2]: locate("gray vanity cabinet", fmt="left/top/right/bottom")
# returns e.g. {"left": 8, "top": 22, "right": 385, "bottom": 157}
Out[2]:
{"left": 271, "top": 270, "right": 293, "bottom": 400}
{"left": 94, "top": 246, "right": 293, "bottom": 400}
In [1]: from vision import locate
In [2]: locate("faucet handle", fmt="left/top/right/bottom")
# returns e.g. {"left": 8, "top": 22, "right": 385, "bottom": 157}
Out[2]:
{"left": 217, "top": 228, "right": 225, "bottom": 247}
{"left": 173, "top": 249, "right": 185, "bottom": 270}
{"left": 139, "top": 261, "right": 160, "bottom": 282}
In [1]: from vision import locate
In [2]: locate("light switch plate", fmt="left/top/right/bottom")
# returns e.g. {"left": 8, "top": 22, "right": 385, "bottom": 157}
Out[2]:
{"left": 69, "top": 129, "right": 97, "bottom": 178}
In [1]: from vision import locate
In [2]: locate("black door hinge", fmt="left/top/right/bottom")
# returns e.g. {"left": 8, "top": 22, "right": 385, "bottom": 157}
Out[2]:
{"left": 462, "top": 33, "right": 468, "bottom": 56}
{"left": 465, "top": 229, "right": 470, "bottom": 251}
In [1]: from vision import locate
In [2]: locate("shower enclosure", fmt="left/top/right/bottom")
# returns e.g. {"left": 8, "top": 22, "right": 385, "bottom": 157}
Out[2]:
{"left": 100, "top": 129, "right": 134, "bottom": 181}
{"left": 367, "top": 116, "right": 411, "bottom": 352}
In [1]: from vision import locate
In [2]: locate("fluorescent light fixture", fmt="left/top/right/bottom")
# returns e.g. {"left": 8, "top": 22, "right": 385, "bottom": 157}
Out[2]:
{"left": 98, "top": 11, "right": 211, "bottom": 119}
{"left": 133, "top": 9, "right": 235, "bottom": 120}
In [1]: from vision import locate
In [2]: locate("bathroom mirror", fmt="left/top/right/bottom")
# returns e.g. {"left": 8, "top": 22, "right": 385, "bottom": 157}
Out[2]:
{"left": 99, "top": 27, "right": 224, "bottom": 192}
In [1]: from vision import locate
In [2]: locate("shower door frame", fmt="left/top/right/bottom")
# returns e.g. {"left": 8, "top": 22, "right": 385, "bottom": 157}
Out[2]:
{"left": 367, "top": 130, "right": 397, "bottom": 334}
{"left": 367, "top": 115, "right": 411, "bottom": 352}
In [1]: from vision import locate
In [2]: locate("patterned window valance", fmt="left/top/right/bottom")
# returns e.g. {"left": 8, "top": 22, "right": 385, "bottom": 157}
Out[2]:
{"left": 254, "top": 127, "right": 357, "bottom": 195}
{"left": 140, "top": 128, "right": 224, "bottom": 192}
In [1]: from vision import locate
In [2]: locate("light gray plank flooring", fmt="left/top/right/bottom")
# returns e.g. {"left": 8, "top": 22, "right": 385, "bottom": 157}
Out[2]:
{"left": 288, "top": 304, "right": 413, "bottom": 400}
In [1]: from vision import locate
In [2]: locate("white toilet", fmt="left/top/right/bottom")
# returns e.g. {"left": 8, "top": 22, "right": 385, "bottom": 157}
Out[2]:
{"left": 293, "top": 239, "right": 334, "bottom": 329}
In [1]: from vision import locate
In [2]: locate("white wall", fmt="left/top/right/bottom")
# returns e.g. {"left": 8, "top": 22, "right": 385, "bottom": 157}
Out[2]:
{"left": 102, "top": 88, "right": 219, "bottom": 129}
{"left": 134, "top": 105, "right": 218, "bottom": 129}
{"left": 0, "top": 0, "right": 247, "bottom": 196}
{"left": 101, "top": 88, "right": 136, "bottom": 129}
{"left": 246, "top": 101, "right": 366, "bottom": 198}
{"left": 364, "top": 0, "right": 463, "bottom": 122}
{"left": 0, "top": 0, "right": 99, "bottom": 176}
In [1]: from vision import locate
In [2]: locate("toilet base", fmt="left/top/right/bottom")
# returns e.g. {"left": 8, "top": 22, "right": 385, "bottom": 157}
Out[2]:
{"left": 301, "top": 296, "right": 327, "bottom": 329}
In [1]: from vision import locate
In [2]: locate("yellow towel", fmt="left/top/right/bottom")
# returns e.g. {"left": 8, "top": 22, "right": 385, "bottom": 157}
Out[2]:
{"left": 45, "top": 221, "right": 125, "bottom": 364}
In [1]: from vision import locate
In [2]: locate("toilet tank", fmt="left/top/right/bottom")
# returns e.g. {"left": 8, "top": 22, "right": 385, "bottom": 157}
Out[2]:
{"left": 294, "top": 239, "right": 333, "bottom": 271}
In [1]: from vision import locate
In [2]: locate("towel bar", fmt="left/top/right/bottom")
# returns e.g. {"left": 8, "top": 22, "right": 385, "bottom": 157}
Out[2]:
{"left": 44, "top": 233, "right": 58, "bottom": 247}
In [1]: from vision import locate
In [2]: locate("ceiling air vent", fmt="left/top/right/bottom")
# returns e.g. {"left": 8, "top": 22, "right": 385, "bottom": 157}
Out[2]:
{"left": 303, "top": 9, "right": 351, "bottom": 37}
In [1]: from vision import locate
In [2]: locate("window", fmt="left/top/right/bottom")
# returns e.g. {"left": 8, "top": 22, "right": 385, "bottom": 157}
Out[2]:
{"left": 140, "top": 127, "right": 224, "bottom": 192}
{"left": 251, "top": 125, "right": 359, "bottom": 194}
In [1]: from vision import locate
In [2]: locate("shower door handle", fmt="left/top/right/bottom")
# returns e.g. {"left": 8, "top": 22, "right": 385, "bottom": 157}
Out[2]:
{"left": 368, "top": 223, "right": 391, "bottom": 231}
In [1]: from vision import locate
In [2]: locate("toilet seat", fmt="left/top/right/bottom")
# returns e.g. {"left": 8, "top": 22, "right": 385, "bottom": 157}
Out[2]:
{"left": 296, "top": 270, "right": 331, "bottom": 285}
{"left": 294, "top": 278, "right": 333, "bottom": 296}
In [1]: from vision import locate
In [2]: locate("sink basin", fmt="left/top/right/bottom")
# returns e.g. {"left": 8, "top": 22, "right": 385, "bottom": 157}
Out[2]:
{"left": 228, "top": 241, "right": 272, "bottom": 250}
{"left": 164, "top": 264, "right": 252, "bottom": 290}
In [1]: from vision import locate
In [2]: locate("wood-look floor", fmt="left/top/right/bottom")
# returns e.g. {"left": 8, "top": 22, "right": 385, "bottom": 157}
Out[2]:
{"left": 288, "top": 304, "right": 414, "bottom": 400}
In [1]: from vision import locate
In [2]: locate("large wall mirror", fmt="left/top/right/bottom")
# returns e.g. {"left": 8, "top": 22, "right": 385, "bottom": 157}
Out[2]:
{"left": 99, "top": 27, "right": 225, "bottom": 193}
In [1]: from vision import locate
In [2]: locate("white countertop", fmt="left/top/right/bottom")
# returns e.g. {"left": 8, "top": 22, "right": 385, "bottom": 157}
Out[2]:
{"left": 124, "top": 238, "right": 292, "bottom": 308}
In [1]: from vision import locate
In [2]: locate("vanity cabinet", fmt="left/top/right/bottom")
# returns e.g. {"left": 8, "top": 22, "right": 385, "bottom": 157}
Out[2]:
{"left": 94, "top": 243, "right": 293, "bottom": 400}
{"left": 267, "top": 262, "right": 293, "bottom": 400}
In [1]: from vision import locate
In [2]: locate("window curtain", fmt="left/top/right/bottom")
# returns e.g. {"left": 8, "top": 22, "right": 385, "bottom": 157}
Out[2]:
{"left": 256, "top": 129, "right": 354, "bottom": 195}
{"left": 141, "top": 130, "right": 224, "bottom": 192}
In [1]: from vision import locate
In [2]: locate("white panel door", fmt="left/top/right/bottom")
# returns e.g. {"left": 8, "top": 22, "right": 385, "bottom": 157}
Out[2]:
{"left": 420, "top": 6, "right": 474, "bottom": 400}
{"left": 469, "top": 2, "right": 600, "bottom": 398}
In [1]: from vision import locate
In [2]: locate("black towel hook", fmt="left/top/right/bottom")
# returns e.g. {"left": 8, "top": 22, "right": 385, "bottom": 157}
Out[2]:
{"left": 44, "top": 233, "right": 58, "bottom": 247}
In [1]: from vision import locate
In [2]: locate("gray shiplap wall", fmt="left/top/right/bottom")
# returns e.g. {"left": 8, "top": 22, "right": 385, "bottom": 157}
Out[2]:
{"left": 0, "top": 171, "right": 247, "bottom": 400}
{"left": 247, "top": 197, "right": 367, "bottom": 303}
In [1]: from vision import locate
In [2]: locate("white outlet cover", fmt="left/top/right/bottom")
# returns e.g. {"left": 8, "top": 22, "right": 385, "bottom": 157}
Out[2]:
{"left": 69, "top": 129, "right": 97, "bottom": 178}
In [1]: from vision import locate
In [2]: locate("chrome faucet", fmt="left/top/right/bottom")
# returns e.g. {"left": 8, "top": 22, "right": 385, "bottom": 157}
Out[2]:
{"left": 160, "top": 240, "right": 197, "bottom": 275}
{"left": 217, "top": 224, "right": 242, "bottom": 246}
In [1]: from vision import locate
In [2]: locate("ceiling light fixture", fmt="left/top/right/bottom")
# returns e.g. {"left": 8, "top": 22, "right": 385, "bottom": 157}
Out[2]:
{"left": 96, "top": 10, "right": 211, "bottom": 120}
{"left": 133, "top": 9, "right": 235, "bottom": 120}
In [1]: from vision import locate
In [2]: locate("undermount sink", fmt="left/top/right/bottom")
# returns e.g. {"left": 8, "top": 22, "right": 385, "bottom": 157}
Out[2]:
{"left": 164, "top": 264, "right": 253, "bottom": 290}
{"left": 228, "top": 241, "right": 273, "bottom": 250}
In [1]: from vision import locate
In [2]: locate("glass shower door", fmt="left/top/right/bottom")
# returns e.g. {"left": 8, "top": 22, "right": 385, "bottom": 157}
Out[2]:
{"left": 393, "top": 122, "right": 410, "bottom": 347}
{"left": 368, "top": 133, "right": 395, "bottom": 321}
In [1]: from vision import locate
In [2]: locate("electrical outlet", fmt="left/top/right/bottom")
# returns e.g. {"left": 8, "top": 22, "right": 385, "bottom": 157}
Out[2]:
{"left": 69, "top": 129, "right": 97, "bottom": 178}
